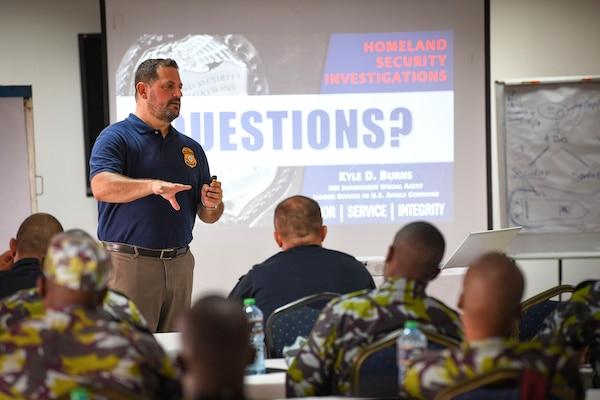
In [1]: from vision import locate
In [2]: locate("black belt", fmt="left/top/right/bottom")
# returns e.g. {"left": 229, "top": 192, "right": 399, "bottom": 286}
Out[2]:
{"left": 103, "top": 243, "right": 189, "bottom": 259}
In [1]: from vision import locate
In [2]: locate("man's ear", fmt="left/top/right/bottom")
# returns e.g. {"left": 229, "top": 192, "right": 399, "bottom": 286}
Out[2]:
{"left": 135, "top": 82, "right": 148, "bottom": 99}
{"left": 274, "top": 231, "right": 283, "bottom": 248}
{"left": 385, "top": 245, "right": 394, "bottom": 263}
{"left": 321, "top": 225, "right": 327, "bottom": 242}
{"left": 429, "top": 267, "right": 441, "bottom": 282}
{"left": 9, "top": 238, "right": 17, "bottom": 257}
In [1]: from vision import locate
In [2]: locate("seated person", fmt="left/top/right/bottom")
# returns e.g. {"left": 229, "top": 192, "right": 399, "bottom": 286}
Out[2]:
{"left": 538, "top": 279, "right": 600, "bottom": 387}
{"left": 402, "top": 252, "right": 583, "bottom": 400}
{"left": 177, "top": 295, "right": 254, "bottom": 400}
{"left": 0, "top": 212, "right": 63, "bottom": 299}
{"left": 0, "top": 229, "right": 180, "bottom": 399}
{"left": 0, "top": 286, "right": 149, "bottom": 334}
{"left": 228, "top": 195, "right": 375, "bottom": 323}
{"left": 286, "top": 221, "right": 463, "bottom": 397}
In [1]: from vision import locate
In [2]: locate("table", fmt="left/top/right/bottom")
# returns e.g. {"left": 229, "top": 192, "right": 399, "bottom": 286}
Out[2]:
{"left": 588, "top": 389, "right": 600, "bottom": 399}
{"left": 245, "top": 358, "right": 288, "bottom": 400}
{"left": 153, "top": 332, "right": 181, "bottom": 357}
{"left": 506, "top": 232, "right": 600, "bottom": 287}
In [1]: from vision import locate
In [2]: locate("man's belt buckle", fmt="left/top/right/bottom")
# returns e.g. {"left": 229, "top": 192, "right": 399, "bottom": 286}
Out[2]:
{"left": 160, "top": 248, "right": 176, "bottom": 260}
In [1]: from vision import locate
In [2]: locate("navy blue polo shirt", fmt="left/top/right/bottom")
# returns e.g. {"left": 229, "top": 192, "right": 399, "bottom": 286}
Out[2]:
{"left": 89, "top": 113, "right": 212, "bottom": 249}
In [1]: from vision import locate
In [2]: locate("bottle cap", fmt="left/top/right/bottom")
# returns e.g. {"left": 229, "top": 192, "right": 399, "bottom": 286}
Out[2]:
{"left": 404, "top": 320, "right": 418, "bottom": 329}
{"left": 243, "top": 298, "right": 256, "bottom": 306}
{"left": 70, "top": 387, "right": 90, "bottom": 400}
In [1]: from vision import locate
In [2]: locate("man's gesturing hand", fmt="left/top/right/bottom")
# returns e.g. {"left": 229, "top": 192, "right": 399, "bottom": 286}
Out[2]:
{"left": 152, "top": 180, "right": 192, "bottom": 211}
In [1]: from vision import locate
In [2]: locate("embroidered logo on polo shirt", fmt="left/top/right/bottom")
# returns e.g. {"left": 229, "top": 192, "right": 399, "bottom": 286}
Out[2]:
{"left": 182, "top": 147, "right": 197, "bottom": 168}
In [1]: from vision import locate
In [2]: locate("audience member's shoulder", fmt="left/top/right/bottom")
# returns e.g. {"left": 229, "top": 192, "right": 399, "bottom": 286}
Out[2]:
{"left": 103, "top": 289, "right": 150, "bottom": 333}
{"left": 322, "top": 247, "right": 364, "bottom": 262}
{"left": 326, "top": 287, "right": 373, "bottom": 309}
{"left": 0, "top": 287, "right": 42, "bottom": 331}
{"left": 573, "top": 279, "right": 598, "bottom": 292}
{"left": 517, "top": 336, "right": 578, "bottom": 360}
{"left": 424, "top": 293, "right": 460, "bottom": 312}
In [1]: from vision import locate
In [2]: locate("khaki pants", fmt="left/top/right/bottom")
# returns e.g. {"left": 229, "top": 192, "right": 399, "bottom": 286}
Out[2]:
{"left": 107, "top": 250, "right": 194, "bottom": 333}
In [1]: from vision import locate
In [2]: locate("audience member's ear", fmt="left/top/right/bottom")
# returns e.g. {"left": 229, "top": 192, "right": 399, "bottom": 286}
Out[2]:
{"left": 457, "top": 292, "right": 464, "bottom": 311}
{"left": 385, "top": 245, "right": 394, "bottom": 263}
{"left": 320, "top": 225, "right": 327, "bottom": 242}
{"left": 429, "top": 267, "right": 441, "bottom": 282}
{"left": 273, "top": 231, "right": 283, "bottom": 248}
{"left": 514, "top": 303, "right": 522, "bottom": 320}
{"left": 9, "top": 238, "right": 17, "bottom": 257}
{"left": 382, "top": 245, "right": 394, "bottom": 279}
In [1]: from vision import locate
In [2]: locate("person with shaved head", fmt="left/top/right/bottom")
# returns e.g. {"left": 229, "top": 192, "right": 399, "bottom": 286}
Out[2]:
{"left": 228, "top": 195, "right": 375, "bottom": 325}
{"left": 0, "top": 212, "right": 63, "bottom": 299}
{"left": 402, "top": 252, "right": 583, "bottom": 399}
{"left": 178, "top": 295, "right": 254, "bottom": 400}
{"left": 286, "top": 221, "right": 462, "bottom": 397}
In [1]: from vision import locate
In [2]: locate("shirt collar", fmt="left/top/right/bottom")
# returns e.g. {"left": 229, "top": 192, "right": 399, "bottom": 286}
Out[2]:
{"left": 127, "top": 113, "right": 177, "bottom": 137}
{"left": 382, "top": 276, "right": 427, "bottom": 297}
{"left": 463, "top": 336, "right": 515, "bottom": 350}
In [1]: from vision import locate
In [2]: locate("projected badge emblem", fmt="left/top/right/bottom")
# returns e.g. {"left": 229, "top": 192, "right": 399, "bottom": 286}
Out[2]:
{"left": 116, "top": 33, "right": 305, "bottom": 227}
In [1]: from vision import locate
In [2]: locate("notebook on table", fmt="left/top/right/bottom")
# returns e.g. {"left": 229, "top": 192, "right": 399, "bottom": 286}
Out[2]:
{"left": 440, "top": 227, "right": 522, "bottom": 269}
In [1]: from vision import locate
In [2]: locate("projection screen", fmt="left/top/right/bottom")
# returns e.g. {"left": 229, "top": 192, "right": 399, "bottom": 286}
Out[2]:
{"left": 101, "top": 0, "right": 490, "bottom": 295}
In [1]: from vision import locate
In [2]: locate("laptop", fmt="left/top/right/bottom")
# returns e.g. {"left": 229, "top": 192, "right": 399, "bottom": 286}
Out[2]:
{"left": 440, "top": 227, "right": 522, "bottom": 269}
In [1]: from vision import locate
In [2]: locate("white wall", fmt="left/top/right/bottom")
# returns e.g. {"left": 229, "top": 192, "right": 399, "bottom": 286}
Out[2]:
{"left": 1, "top": 0, "right": 599, "bottom": 303}
{"left": 489, "top": 0, "right": 600, "bottom": 298}
{"left": 0, "top": 0, "right": 100, "bottom": 237}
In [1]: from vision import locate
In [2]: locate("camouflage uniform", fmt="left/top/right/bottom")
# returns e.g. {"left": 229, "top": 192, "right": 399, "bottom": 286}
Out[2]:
{"left": 0, "top": 230, "right": 180, "bottom": 399}
{"left": 0, "top": 287, "right": 149, "bottom": 333}
{"left": 286, "top": 277, "right": 463, "bottom": 397}
{"left": 538, "top": 279, "right": 600, "bottom": 387}
{"left": 0, "top": 305, "right": 179, "bottom": 399}
{"left": 401, "top": 336, "right": 583, "bottom": 400}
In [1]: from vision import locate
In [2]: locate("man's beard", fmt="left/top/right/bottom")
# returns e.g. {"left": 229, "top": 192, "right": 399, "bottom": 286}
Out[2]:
{"left": 149, "top": 102, "right": 180, "bottom": 123}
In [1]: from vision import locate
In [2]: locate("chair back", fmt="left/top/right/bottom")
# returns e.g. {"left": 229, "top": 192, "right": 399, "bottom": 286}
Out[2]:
{"left": 516, "top": 284, "right": 574, "bottom": 341}
{"left": 434, "top": 368, "right": 523, "bottom": 400}
{"left": 350, "top": 327, "right": 460, "bottom": 398}
{"left": 434, "top": 368, "right": 575, "bottom": 400}
{"left": 265, "top": 292, "right": 340, "bottom": 358}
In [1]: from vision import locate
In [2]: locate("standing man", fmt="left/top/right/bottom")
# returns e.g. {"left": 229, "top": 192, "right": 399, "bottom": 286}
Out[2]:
{"left": 90, "top": 58, "right": 223, "bottom": 333}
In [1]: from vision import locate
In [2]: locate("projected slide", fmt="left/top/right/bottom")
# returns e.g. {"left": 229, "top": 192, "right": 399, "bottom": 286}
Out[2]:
{"left": 115, "top": 30, "right": 454, "bottom": 227}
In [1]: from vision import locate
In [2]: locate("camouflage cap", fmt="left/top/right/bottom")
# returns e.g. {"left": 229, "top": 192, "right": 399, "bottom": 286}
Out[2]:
{"left": 42, "top": 230, "right": 110, "bottom": 291}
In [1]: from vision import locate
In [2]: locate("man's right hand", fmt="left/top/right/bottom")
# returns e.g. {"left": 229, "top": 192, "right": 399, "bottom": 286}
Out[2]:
{"left": 152, "top": 181, "right": 192, "bottom": 211}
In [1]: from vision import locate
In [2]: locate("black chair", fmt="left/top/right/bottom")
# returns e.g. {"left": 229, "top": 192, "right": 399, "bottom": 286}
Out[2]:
{"left": 350, "top": 327, "right": 460, "bottom": 398}
{"left": 264, "top": 292, "right": 340, "bottom": 358}
{"left": 516, "top": 284, "right": 574, "bottom": 341}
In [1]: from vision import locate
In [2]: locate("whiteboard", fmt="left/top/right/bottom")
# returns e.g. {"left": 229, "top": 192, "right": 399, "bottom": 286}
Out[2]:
{"left": 496, "top": 78, "right": 600, "bottom": 234}
{"left": 0, "top": 95, "right": 36, "bottom": 247}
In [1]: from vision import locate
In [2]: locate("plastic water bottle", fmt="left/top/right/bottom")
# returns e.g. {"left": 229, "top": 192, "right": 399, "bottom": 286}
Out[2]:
{"left": 243, "top": 298, "right": 266, "bottom": 375}
{"left": 69, "top": 387, "right": 90, "bottom": 400}
{"left": 397, "top": 320, "right": 428, "bottom": 391}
